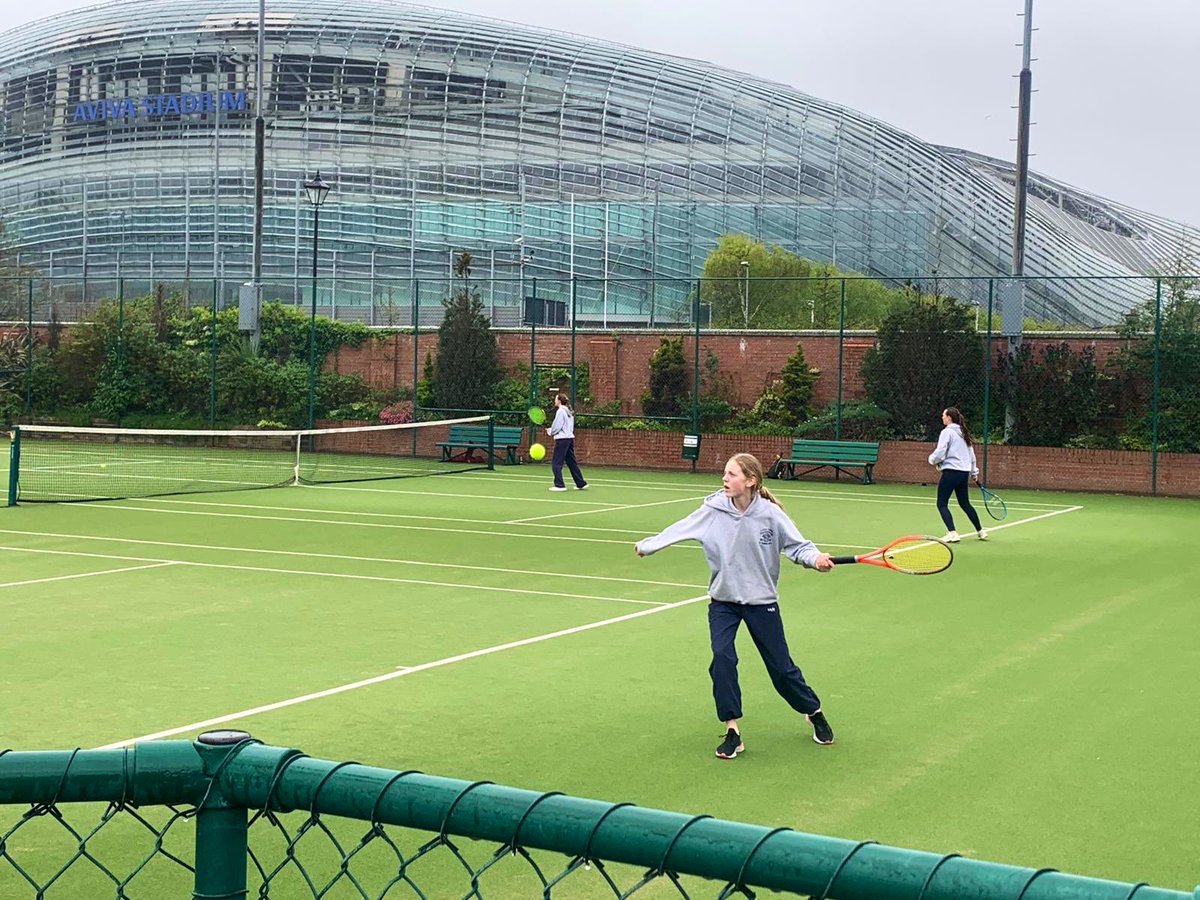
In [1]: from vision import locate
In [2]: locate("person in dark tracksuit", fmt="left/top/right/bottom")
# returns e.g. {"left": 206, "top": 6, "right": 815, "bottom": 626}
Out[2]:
{"left": 634, "top": 452, "right": 835, "bottom": 759}
{"left": 928, "top": 406, "right": 987, "bottom": 542}
{"left": 546, "top": 392, "right": 587, "bottom": 492}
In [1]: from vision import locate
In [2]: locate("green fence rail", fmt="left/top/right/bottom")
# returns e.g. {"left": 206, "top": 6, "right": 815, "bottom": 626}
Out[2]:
{"left": 1, "top": 732, "right": 1195, "bottom": 899}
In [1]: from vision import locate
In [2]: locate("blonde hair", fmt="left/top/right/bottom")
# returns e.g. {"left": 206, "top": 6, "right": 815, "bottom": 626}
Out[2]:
{"left": 729, "top": 453, "right": 782, "bottom": 507}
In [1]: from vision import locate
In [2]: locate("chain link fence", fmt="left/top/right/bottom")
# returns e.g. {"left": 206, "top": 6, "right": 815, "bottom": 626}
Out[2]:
{"left": 2, "top": 274, "right": 1196, "bottom": 493}
{"left": 1, "top": 734, "right": 1193, "bottom": 899}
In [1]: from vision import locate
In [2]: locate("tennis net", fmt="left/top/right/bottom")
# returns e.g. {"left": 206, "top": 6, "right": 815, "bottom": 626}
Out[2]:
{"left": 7, "top": 416, "right": 499, "bottom": 503}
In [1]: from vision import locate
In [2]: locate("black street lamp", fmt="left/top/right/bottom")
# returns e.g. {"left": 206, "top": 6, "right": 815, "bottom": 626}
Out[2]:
{"left": 304, "top": 171, "right": 332, "bottom": 429}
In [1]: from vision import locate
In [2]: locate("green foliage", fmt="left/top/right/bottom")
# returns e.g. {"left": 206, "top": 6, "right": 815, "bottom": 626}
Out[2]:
{"left": 685, "top": 348, "right": 735, "bottom": 431}
{"left": 431, "top": 252, "right": 502, "bottom": 412}
{"left": 778, "top": 343, "right": 818, "bottom": 425}
{"left": 1114, "top": 276, "right": 1200, "bottom": 452}
{"left": 642, "top": 336, "right": 689, "bottom": 418}
{"left": 793, "top": 400, "right": 892, "bottom": 440}
{"left": 1001, "top": 342, "right": 1103, "bottom": 447}
{"left": 862, "top": 296, "right": 983, "bottom": 440}
{"left": 417, "top": 352, "right": 435, "bottom": 408}
{"left": 699, "top": 235, "right": 909, "bottom": 328}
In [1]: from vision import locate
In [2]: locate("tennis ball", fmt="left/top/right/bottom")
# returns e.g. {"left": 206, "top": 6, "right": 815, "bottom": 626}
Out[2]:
{"left": 529, "top": 442, "right": 546, "bottom": 461}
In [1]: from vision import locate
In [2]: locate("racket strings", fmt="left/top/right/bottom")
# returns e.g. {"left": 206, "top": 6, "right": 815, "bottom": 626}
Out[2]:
{"left": 882, "top": 539, "right": 952, "bottom": 574}
{"left": 985, "top": 494, "right": 1007, "bottom": 519}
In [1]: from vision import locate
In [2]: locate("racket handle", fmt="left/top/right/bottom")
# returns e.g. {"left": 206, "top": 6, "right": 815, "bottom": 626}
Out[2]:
{"left": 829, "top": 555, "right": 857, "bottom": 565}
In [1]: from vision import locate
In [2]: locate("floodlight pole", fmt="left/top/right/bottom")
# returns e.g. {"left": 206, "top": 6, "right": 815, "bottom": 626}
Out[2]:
{"left": 739, "top": 260, "right": 749, "bottom": 327}
{"left": 304, "top": 172, "right": 331, "bottom": 430}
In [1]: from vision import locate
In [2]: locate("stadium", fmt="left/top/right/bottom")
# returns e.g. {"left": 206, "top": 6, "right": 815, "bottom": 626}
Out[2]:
{"left": 0, "top": 0, "right": 1195, "bottom": 325}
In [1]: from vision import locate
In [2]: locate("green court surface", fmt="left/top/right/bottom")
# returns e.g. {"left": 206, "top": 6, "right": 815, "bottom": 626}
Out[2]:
{"left": 2, "top": 451, "right": 1198, "bottom": 892}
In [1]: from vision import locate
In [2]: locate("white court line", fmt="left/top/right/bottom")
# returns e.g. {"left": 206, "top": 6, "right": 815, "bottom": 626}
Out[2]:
{"left": 503, "top": 494, "right": 705, "bottom": 524}
{"left": 0, "top": 546, "right": 664, "bottom": 607}
{"left": 963, "top": 504, "right": 1084, "bottom": 536}
{"left": 0, "top": 561, "right": 175, "bottom": 589}
{"left": 96, "top": 593, "right": 711, "bottom": 749}
{"left": 59, "top": 501, "right": 875, "bottom": 551}
{"left": 0, "top": 528, "right": 707, "bottom": 589}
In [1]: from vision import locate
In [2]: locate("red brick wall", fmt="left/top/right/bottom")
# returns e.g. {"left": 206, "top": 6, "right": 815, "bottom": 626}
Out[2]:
{"left": 567, "top": 429, "right": 1200, "bottom": 498}
{"left": 328, "top": 330, "right": 1132, "bottom": 411}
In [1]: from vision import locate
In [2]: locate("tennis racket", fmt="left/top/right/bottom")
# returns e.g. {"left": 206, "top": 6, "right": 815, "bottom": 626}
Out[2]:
{"left": 528, "top": 406, "right": 546, "bottom": 425}
{"left": 977, "top": 483, "right": 1007, "bottom": 520}
{"left": 830, "top": 535, "right": 953, "bottom": 575}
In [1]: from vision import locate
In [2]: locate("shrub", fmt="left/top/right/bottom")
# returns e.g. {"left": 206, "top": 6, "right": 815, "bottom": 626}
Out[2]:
{"left": 777, "top": 342, "right": 818, "bottom": 425}
{"left": 793, "top": 400, "right": 892, "bottom": 440}
{"left": 379, "top": 401, "right": 413, "bottom": 425}
{"left": 642, "top": 336, "right": 688, "bottom": 418}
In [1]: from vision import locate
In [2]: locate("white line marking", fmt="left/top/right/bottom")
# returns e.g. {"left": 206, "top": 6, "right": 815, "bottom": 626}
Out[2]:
{"left": 964, "top": 504, "right": 1084, "bottom": 536}
{"left": 0, "top": 562, "right": 175, "bottom": 589}
{"left": 0, "top": 546, "right": 664, "bottom": 606}
{"left": 503, "top": 494, "right": 706, "bottom": 524}
{"left": 96, "top": 593, "right": 711, "bottom": 749}
{"left": 0, "top": 527, "right": 707, "bottom": 589}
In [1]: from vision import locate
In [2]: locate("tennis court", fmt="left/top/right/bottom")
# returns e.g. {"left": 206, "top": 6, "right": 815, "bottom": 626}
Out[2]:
{"left": 3, "top": 440, "right": 1198, "bottom": 892}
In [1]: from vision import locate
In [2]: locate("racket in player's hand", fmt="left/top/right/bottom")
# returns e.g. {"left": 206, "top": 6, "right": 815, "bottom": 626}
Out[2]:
{"left": 528, "top": 406, "right": 546, "bottom": 425}
{"left": 830, "top": 535, "right": 953, "bottom": 575}
{"left": 976, "top": 481, "right": 1007, "bottom": 520}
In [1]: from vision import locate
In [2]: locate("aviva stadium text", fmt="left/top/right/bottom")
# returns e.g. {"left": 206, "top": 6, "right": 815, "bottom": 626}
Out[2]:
{"left": 71, "top": 90, "right": 247, "bottom": 122}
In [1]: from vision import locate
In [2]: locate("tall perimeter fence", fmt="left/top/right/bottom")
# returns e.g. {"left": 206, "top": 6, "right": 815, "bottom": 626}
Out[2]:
{"left": 1, "top": 732, "right": 1196, "bottom": 899}
{"left": 1, "top": 273, "right": 1197, "bottom": 495}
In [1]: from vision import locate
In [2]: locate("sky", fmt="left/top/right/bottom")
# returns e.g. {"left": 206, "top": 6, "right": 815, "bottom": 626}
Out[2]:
{"left": 2, "top": 0, "right": 1196, "bottom": 225}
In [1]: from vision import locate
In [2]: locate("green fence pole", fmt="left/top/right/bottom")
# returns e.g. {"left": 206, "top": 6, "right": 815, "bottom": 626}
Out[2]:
{"left": 487, "top": 416, "right": 495, "bottom": 471}
{"left": 691, "top": 278, "right": 701, "bottom": 472}
{"left": 192, "top": 730, "right": 252, "bottom": 900}
{"left": 24, "top": 279, "right": 33, "bottom": 415}
{"left": 209, "top": 279, "right": 218, "bottom": 427}
{"left": 569, "top": 276, "right": 577, "bottom": 408}
{"left": 412, "top": 279, "right": 420, "bottom": 418}
{"left": 982, "top": 280, "right": 994, "bottom": 484}
{"left": 1150, "top": 277, "right": 1162, "bottom": 496}
{"left": 116, "top": 277, "right": 125, "bottom": 428}
{"left": 7, "top": 425, "right": 18, "bottom": 507}
{"left": 835, "top": 278, "right": 846, "bottom": 440}
{"left": 529, "top": 278, "right": 538, "bottom": 447}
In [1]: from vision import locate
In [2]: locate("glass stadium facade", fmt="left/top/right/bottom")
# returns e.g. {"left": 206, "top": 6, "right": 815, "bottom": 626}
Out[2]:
{"left": 0, "top": 0, "right": 1194, "bottom": 325}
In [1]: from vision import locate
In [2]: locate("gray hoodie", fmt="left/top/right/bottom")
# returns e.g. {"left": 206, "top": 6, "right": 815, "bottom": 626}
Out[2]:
{"left": 636, "top": 490, "right": 822, "bottom": 605}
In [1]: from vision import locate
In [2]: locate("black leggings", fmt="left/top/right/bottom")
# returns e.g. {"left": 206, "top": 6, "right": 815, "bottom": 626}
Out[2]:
{"left": 936, "top": 469, "right": 982, "bottom": 532}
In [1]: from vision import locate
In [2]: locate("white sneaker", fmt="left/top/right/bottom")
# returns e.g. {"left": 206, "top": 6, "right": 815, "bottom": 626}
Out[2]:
{"left": 942, "top": 531, "right": 960, "bottom": 543}
{"left": 978, "top": 529, "right": 989, "bottom": 541}
{"left": 549, "top": 486, "right": 568, "bottom": 492}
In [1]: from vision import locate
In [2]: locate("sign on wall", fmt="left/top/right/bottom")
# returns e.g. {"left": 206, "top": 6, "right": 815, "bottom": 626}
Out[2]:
{"left": 70, "top": 90, "right": 247, "bottom": 123}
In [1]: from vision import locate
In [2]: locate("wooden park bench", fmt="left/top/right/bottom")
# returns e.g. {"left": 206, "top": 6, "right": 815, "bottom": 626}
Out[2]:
{"left": 436, "top": 424, "right": 525, "bottom": 466}
{"left": 780, "top": 438, "right": 880, "bottom": 484}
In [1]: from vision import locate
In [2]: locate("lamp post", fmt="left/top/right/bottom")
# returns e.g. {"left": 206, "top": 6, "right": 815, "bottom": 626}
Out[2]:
{"left": 739, "top": 260, "right": 749, "bottom": 327}
{"left": 304, "top": 171, "right": 332, "bottom": 429}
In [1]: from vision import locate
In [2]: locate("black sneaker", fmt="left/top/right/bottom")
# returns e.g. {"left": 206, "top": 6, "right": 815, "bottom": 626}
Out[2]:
{"left": 807, "top": 711, "right": 834, "bottom": 745}
{"left": 715, "top": 728, "right": 744, "bottom": 759}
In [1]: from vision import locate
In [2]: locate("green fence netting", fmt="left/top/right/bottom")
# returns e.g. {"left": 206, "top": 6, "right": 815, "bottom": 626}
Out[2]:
{"left": 1, "top": 732, "right": 1195, "bottom": 899}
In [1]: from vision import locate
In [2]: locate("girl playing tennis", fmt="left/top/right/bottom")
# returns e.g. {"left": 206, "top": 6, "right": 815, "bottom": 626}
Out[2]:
{"left": 634, "top": 453, "right": 835, "bottom": 759}
{"left": 929, "top": 406, "right": 986, "bottom": 542}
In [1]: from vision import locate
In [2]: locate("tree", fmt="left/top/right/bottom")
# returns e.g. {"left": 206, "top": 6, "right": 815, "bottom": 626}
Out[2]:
{"left": 431, "top": 252, "right": 502, "bottom": 412}
{"left": 777, "top": 342, "right": 818, "bottom": 425}
{"left": 1002, "top": 342, "right": 1103, "bottom": 446}
{"left": 642, "top": 336, "right": 689, "bottom": 418}
{"left": 862, "top": 295, "right": 983, "bottom": 440}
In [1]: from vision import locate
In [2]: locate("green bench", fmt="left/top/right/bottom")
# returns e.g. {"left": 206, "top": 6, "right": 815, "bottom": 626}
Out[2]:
{"left": 780, "top": 438, "right": 880, "bottom": 484}
{"left": 437, "top": 424, "right": 525, "bottom": 465}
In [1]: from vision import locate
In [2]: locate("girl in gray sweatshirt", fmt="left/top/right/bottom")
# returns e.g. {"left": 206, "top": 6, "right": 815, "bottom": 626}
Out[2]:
{"left": 635, "top": 453, "right": 836, "bottom": 759}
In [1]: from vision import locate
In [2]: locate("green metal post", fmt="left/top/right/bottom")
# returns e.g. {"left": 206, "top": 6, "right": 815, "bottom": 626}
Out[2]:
{"left": 306, "top": 205, "right": 320, "bottom": 431}
{"left": 487, "top": 416, "right": 495, "bottom": 471}
{"left": 529, "top": 278, "right": 537, "bottom": 446}
{"left": 692, "top": 278, "right": 701, "bottom": 472}
{"left": 982, "top": 280, "right": 994, "bottom": 484}
{"left": 24, "top": 279, "right": 33, "bottom": 415}
{"left": 7, "top": 425, "right": 18, "bottom": 507}
{"left": 835, "top": 279, "right": 846, "bottom": 440}
{"left": 192, "top": 730, "right": 252, "bottom": 900}
{"left": 1150, "top": 277, "right": 1162, "bottom": 495}
{"left": 569, "top": 276, "right": 577, "bottom": 408}
{"left": 412, "top": 280, "right": 420, "bottom": 456}
{"left": 116, "top": 277, "right": 124, "bottom": 427}
{"left": 209, "top": 280, "right": 218, "bottom": 427}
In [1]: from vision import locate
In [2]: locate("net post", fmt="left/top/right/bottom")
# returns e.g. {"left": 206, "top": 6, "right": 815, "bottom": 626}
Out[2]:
{"left": 6, "top": 426, "right": 19, "bottom": 506}
{"left": 193, "top": 729, "right": 252, "bottom": 900}
{"left": 293, "top": 433, "right": 302, "bottom": 485}
{"left": 487, "top": 416, "right": 495, "bottom": 471}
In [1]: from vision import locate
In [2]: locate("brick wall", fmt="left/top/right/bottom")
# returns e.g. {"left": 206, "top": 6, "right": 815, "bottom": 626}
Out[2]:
{"left": 328, "top": 330, "right": 1133, "bottom": 411}
{"left": 567, "top": 429, "right": 1200, "bottom": 497}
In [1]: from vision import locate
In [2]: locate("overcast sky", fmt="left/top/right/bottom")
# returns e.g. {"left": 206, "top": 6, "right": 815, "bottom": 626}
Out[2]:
{"left": 3, "top": 0, "right": 1196, "bottom": 225}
